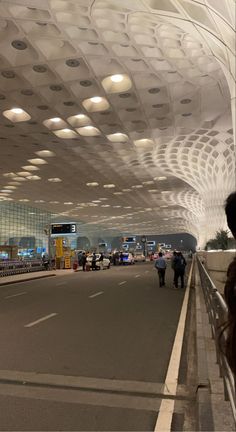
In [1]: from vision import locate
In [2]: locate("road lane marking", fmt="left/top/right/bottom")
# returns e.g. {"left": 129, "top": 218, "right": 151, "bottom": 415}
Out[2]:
{"left": 135, "top": 274, "right": 140, "bottom": 278}
{"left": 89, "top": 291, "right": 104, "bottom": 299}
{"left": 24, "top": 313, "right": 58, "bottom": 328}
{"left": 118, "top": 281, "right": 127, "bottom": 286}
{"left": 56, "top": 282, "right": 66, "bottom": 286}
{"left": 154, "top": 260, "right": 194, "bottom": 432}
{"left": 145, "top": 270, "right": 149, "bottom": 273}
{"left": 5, "top": 292, "right": 27, "bottom": 299}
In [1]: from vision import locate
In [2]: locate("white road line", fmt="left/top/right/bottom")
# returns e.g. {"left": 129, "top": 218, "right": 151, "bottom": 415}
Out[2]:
{"left": 56, "top": 282, "right": 66, "bottom": 286}
{"left": 154, "top": 261, "right": 193, "bottom": 432}
{"left": 118, "top": 281, "right": 127, "bottom": 286}
{"left": 135, "top": 274, "right": 140, "bottom": 278}
{"left": 24, "top": 313, "right": 58, "bottom": 328}
{"left": 89, "top": 291, "right": 104, "bottom": 299}
{"left": 5, "top": 292, "right": 27, "bottom": 299}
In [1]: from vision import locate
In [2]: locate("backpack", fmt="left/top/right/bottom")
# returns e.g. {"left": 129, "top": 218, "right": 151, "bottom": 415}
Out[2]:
{"left": 174, "top": 256, "right": 186, "bottom": 271}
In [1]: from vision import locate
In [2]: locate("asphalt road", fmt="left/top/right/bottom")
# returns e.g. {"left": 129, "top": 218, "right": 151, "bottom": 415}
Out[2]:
{"left": 0, "top": 261, "right": 190, "bottom": 431}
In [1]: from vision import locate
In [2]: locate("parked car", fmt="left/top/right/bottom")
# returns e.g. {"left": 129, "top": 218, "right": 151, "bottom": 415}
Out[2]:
{"left": 119, "top": 253, "right": 135, "bottom": 265}
{"left": 86, "top": 253, "right": 110, "bottom": 270}
{"left": 134, "top": 252, "right": 145, "bottom": 262}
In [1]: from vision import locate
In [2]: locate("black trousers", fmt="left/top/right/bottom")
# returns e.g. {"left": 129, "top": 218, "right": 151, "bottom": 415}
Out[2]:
{"left": 174, "top": 270, "right": 185, "bottom": 288}
{"left": 158, "top": 269, "right": 166, "bottom": 287}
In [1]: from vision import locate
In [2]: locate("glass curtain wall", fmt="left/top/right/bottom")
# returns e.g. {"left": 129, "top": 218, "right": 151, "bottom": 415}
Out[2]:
{"left": 0, "top": 202, "right": 51, "bottom": 258}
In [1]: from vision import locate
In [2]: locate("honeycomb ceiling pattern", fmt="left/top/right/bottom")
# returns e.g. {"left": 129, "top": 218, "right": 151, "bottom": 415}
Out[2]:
{"left": 0, "top": 0, "right": 235, "bottom": 246}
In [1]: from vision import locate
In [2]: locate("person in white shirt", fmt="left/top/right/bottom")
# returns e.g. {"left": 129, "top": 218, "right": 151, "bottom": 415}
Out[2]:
{"left": 154, "top": 252, "right": 167, "bottom": 287}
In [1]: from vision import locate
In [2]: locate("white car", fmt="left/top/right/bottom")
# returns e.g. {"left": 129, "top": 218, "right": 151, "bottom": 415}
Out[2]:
{"left": 119, "top": 253, "right": 135, "bottom": 265}
{"left": 134, "top": 253, "right": 145, "bottom": 262}
{"left": 86, "top": 254, "right": 110, "bottom": 270}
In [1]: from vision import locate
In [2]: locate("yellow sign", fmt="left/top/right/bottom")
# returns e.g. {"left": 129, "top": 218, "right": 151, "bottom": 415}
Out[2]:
{"left": 64, "top": 256, "right": 71, "bottom": 269}
{"left": 56, "top": 238, "right": 63, "bottom": 258}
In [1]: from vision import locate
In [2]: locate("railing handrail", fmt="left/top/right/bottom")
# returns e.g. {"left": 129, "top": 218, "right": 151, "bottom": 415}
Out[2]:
{"left": 196, "top": 255, "right": 236, "bottom": 423}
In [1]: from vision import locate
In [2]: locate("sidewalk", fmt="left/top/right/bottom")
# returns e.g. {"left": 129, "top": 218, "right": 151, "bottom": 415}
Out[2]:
{"left": 0, "top": 269, "right": 75, "bottom": 286}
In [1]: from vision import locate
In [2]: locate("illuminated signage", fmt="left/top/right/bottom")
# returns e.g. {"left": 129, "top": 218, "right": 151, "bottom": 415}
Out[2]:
{"left": 51, "top": 223, "right": 77, "bottom": 235}
{"left": 147, "top": 240, "right": 156, "bottom": 246}
{"left": 123, "top": 236, "right": 136, "bottom": 243}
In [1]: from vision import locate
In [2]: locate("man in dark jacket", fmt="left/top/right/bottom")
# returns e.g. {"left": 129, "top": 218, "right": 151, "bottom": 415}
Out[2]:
{"left": 81, "top": 252, "right": 87, "bottom": 271}
{"left": 173, "top": 252, "right": 186, "bottom": 289}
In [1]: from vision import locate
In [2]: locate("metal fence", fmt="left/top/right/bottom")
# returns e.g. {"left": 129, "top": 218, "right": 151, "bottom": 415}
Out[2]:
{"left": 0, "top": 260, "right": 44, "bottom": 277}
{"left": 197, "top": 256, "right": 236, "bottom": 423}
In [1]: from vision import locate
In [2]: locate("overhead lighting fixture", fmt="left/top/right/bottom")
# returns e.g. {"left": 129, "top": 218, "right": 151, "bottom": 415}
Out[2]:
{"left": 36, "top": 150, "right": 55, "bottom": 157}
{"left": 76, "top": 114, "right": 86, "bottom": 119}
{"left": 27, "top": 175, "right": 41, "bottom": 180}
{"left": 1, "top": 189, "right": 13, "bottom": 193}
{"left": 49, "top": 201, "right": 59, "bottom": 204}
{"left": 28, "top": 158, "right": 47, "bottom": 165}
{"left": 154, "top": 176, "right": 167, "bottom": 181}
{"left": 3, "top": 108, "right": 31, "bottom": 122}
{"left": 19, "top": 199, "right": 29, "bottom": 202}
{"left": 8, "top": 181, "right": 20, "bottom": 185}
{"left": 11, "top": 108, "right": 23, "bottom": 114}
{"left": 13, "top": 177, "right": 27, "bottom": 181}
{"left": 110, "top": 74, "right": 124, "bottom": 83}
{"left": 35, "top": 200, "right": 45, "bottom": 203}
{"left": 86, "top": 182, "right": 99, "bottom": 187}
{"left": 103, "top": 184, "right": 115, "bottom": 188}
{"left": 5, "top": 186, "right": 16, "bottom": 189}
{"left": 3, "top": 172, "right": 16, "bottom": 178}
{"left": 106, "top": 133, "right": 129, "bottom": 142}
{"left": 51, "top": 117, "right": 61, "bottom": 123}
{"left": 64, "top": 202, "right": 73, "bottom": 205}
{"left": 90, "top": 96, "right": 102, "bottom": 103}
{"left": 17, "top": 171, "right": 31, "bottom": 177}
{"left": 22, "top": 165, "right": 39, "bottom": 171}
{"left": 48, "top": 178, "right": 62, "bottom": 182}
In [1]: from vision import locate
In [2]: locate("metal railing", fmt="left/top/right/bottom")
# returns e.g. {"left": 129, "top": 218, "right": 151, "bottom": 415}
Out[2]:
{"left": 0, "top": 260, "right": 44, "bottom": 277}
{"left": 197, "top": 257, "right": 236, "bottom": 423}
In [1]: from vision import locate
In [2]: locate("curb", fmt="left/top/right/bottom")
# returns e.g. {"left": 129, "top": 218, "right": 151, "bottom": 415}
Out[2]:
{"left": 195, "top": 265, "right": 214, "bottom": 431}
{"left": 0, "top": 273, "right": 56, "bottom": 286}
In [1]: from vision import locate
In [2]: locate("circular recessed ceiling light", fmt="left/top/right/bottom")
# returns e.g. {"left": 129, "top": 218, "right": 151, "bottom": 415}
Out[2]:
{"left": 5, "top": 186, "right": 16, "bottom": 189}
{"left": 75, "top": 114, "right": 86, "bottom": 119}
{"left": 110, "top": 74, "right": 124, "bottom": 83}
{"left": 33, "top": 65, "right": 47, "bottom": 73}
{"left": 19, "top": 199, "right": 29, "bottom": 202}
{"left": 80, "top": 80, "right": 92, "bottom": 87}
{"left": 11, "top": 108, "right": 23, "bottom": 114}
{"left": 35, "top": 200, "right": 45, "bottom": 203}
{"left": 21, "top": 89, "right": 34, "bottom": 96}
{"left": 13, "top": 177, "right": 27, "bottom": 181}
{"left": 66, "top": 59, "right": 80, "bottom": 67}
{"left": 181, "top": 99, "right": 191, "bottom": 104}
{"left": 64, "top": 202, "right": 73, "bottom": 205}
{"left": 149, "top": 87, "right": 160, "bottom": 94}
{"left": 1, "top": 71, "right": 15, "bottom": 79}
{"left": 12, "top": 40, "right": 28, "bottom": 50}
{"left": 50, "top": 85, "right": 62, "bottom": 92}
{"left": 90, "top": 96, "right": 102, "bottom": 103}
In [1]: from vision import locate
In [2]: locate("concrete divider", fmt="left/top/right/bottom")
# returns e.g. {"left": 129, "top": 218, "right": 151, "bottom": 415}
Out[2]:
{"left": 197, "top": 251, "right": 236, "bottom": 294}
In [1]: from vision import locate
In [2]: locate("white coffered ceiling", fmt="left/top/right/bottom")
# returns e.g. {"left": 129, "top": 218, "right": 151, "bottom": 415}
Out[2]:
{"left": 0, "top": 0, "right": 235, "bottom": 246}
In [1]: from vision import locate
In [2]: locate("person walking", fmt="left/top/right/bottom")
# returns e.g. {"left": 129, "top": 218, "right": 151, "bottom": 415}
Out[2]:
{"left": 98, "top": 252, "right": 104, "bottom": 270}
{"left": 171, "top": 250, "right": 177, "bottom": 287}
{"left": 81, "top": 252, "right": 87, "bottom": 272}
{"left": 91, "top": 252, "right": 97, "bottom": 271}
{"left": 154, "top": 252, "right": 167, "bottom": 287}
{"left": 173, "top": 252, "right": 186, "bottom": 289}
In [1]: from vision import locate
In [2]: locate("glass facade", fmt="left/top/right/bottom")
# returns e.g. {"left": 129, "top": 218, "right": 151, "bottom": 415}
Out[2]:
{"left": 0, "top": 202, "right": 51, "bottom": 258}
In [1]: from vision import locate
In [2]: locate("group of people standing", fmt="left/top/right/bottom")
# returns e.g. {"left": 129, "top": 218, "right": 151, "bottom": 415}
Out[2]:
{"left": 154, "top": 251, "right": 187, "bottom": 288}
